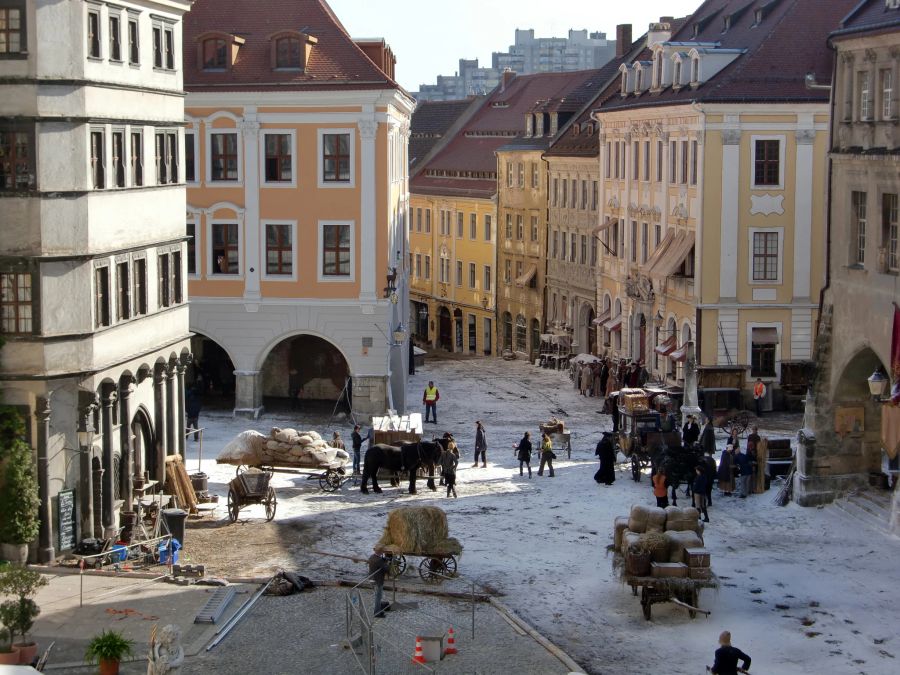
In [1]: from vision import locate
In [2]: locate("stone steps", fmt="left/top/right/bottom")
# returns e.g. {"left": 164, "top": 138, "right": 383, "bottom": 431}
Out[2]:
{"left": 831, "top": 489, "right": 895, "bottom": 536}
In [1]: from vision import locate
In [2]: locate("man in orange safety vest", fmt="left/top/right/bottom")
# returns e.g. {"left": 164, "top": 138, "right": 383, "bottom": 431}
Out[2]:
{"left": 753, "top": 378, "right": 767, "bottom": 417}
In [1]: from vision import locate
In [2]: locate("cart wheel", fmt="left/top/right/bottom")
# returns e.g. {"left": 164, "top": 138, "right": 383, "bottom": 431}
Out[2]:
{"left": 631, "top": 456, "right": 641, "bottom": 482}
{"left": 387, "top": 554, "right": 407, "bottom": 579}
{"left": 419, "top": 557, "right": 448, "bottom": 584}
{"left": 443, "top": 555, "right": 458, "bottom": 578}
{"left": 235, "top": 465, "right": 247, "bottom": 477}
{"left": 318, "top": 469, "right": 343, "bottom": 492}
{"left": 227, "top": 489, "right": 239, "bottom": 523}
{"left": 264, "top": 487, "right": 277, "bottom": 521}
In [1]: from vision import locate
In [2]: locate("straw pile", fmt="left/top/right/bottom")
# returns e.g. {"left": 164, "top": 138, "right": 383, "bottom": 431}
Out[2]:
{"left": 217, "top": 428, "right": 350, "bottom": 468}
{"left": 376, "top": 506, "right": 462, "bottom": 556}
{"left": 628, "top": 505, "right": 667, "bottom": 534}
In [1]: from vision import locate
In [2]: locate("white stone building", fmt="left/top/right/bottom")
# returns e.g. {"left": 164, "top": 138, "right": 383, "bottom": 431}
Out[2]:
{"left": 0, "top": 0, "right": 193, "bottom": 561}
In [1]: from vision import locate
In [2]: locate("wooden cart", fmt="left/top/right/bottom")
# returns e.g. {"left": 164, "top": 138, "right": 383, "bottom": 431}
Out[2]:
{"left": 624, "top": 572, "right": 718, "bottom": 621}
{"left": 374, "top": 545, "right": 459, "bottom": 585}
{"left": 227, "top": 470, "right": 276, "bottom": 523}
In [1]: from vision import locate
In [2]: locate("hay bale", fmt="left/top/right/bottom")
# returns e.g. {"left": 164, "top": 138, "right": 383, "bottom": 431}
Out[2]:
{"left": 665, "top": 506, "right": 701, "bottom": 533}
{"left": 628, "top": 505, "right": 651, "bottom": 533}
{"left": 614, "top": 516, "right": 629, "bottom": 550}
{"left": 664, "top": 531, "right": 703, "bottom": 563}
{"left": 621, "top": 531, "right": 642, "bottom": 556}
{"left": 377, "top": 507, "right": 450, "bottom": 555}
{"left": 217, "top": 430, "right": 268, "bottom": 465}
{"left": 431, "top": 537, "right": 463, "bottom": 556}
{"left": 646, "top": 507, "right": 667, "bottom": 533}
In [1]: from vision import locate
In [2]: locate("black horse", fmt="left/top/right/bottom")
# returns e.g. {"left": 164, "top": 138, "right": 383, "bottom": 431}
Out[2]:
{"left": 360, "top": 440, "right": 443, "bottom": 494}
{"left": 651, "top": 441, "right": 704, "bottom": 507}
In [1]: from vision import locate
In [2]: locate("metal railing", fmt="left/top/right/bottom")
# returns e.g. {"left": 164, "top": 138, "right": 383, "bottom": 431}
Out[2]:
{"left": 72, "top": 534, "right": 174, "bottom": 607}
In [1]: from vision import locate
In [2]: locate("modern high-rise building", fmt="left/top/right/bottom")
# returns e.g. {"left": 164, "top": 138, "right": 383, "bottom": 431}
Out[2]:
{"left": 0, "top": 0, "right": 194, "bottom": 560}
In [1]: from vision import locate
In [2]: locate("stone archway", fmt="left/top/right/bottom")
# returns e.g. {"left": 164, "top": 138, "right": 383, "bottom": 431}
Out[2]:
{"left": 190, "top": 333, "right": 236, "bottom": 410}
{"left": 260, "top": 334, "right": 351, "bottom": 413}
{"left": 835, "top": 347, "right": 888, "bottom": 403}
{"left": 438, "top": 306, "right": 452, "bottom": 351}
{"left": 131, "top": 406, "right": 155, "bottom": 486}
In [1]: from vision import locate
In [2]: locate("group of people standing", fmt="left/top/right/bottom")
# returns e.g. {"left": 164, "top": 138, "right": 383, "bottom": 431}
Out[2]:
{"left": 574, "top": 358, "right": 649, "bottom": 398}
{"left": 514, "top": 431, "right": 557, "bottom": 478}
{"left": 714, "top": 427, "right": 763, "bottom": 499}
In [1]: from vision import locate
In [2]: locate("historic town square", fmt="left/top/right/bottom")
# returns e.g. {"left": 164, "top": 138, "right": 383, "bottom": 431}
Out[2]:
{"left": 1, "top": 1, "right": 900, "bottom": 674}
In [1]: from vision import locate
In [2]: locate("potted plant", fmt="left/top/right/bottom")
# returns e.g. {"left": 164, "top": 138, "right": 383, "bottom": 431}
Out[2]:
{"left": 85, "top": 630, "right": 134, "bottom": 675}
{"left": 0, "top": 565, "right": 47, "bottom": 664}
{"left": 0, "top": 626, "right": 20, "bottom": 665}
{"left": 0, "top": 409, "right": 40, "bottom": 564}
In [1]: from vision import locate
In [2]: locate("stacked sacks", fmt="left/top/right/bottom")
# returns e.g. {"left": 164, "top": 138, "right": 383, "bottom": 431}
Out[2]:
{"left": 376, "top": 506, "right": 462, "bottom": 557}
{"left": 216, "top": 428, "right": 350, "bottom": 467}
{"left": 615, "top": 504, "right": 706, "bottom": 569}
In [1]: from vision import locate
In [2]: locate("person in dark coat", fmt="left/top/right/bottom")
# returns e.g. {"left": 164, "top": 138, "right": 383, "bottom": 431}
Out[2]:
{"left": 711, "top": 631, "right": 751, "bottom": 674}
{"left": 351, "top": 425, "right": 363, "bottom": 475}
{"left": 594, "top": 432, "right": 617, "bottom": 485}
{"left": 718, "top": 445, "right": 735, "bottom": 495}
{"left": 367, "top": 551, "right": 391, "bottom": 618}
{"left": 473, "top": 420, "right": 487, "bottom": 468}
{"left": 700, "top": 419, "right": 717, "bottom": 456}
{"left": 515, "top": 431, "right": 533, "bottom": 478}
{"left": 599, "top": 360, "right": 610, "bottom": 395}
{"left": 610, "top": 395, "right": 621, "bottom": 432}
{"left": 691, "top": 465, "right": 710, "bottom": 522}
{"left": 702, "top": 449, "right": 717, "bottom": 506}
{"left": 440, "top": 446, "right": 458, "bottom": 498}
{"left": 683, "top": 415, "right": 701, "bottom": 446}
{"left": 185, "top": 386, "right": 202, "bottom": 441}
{"left": 727, "top": 429, "right": 740, "bottom": 452}
{"left": 734, "top": 449, "right": 753, "bottom": 498}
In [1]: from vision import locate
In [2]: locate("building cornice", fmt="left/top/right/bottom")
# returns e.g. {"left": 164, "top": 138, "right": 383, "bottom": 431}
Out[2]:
{"left": 0, "top": 77, "right": 186, "bottom": 98}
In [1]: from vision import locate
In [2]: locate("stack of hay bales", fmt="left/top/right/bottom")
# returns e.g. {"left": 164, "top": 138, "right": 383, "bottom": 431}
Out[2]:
{"left": 216, "top": 428, "right": 350, "bottom": 468}
{"left": 613, "top": 504, "right": 709, "bottom": 578}
{"left": 376, "top": 506, "right": 462, "bottom": 557}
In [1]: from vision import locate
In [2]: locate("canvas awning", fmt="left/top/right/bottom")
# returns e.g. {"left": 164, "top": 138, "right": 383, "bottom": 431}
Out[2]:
{"left": 648, "top": 230, "right": 696, "bottom": 279}
{"left": 592, "top": 218, "right": 617, "bottom": 237}
{"left": 592, "top": 308, "right": 612, "bottom": 325}
{"left": 642, "top": 229, "right": 675, "bottom": 272}
{"left": 653, "top": 335, "right": 678, "bottom": 356}
{"left": 751, "top": 327, "right": 779, "bottom": 344}
{"left": 668, "top": 345, "right": 688, "bottom": 362}
{"left": 515, "top": 264, "right": 537, "bottom": 287}
{"left": 604, "top": 316, "right": 623, "bottom": 332}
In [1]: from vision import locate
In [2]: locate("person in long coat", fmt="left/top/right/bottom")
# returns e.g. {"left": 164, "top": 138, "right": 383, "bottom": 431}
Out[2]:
{"left": 580, "top": 364, "right": 592, "bottom": 396}
{"left": 700, "top": 418, "right": 717, "bottom": 456}
{"left": 592, "top": 366, "right": 602, "bottom": 398}
{"left": 594, "top": 432, "right": 617, "bottom": 485}
{"left": 718, "top": 445, "right": 735, "bottom": 496}
{"left": 515, "top": 431, "right": 533, "bottom": 478}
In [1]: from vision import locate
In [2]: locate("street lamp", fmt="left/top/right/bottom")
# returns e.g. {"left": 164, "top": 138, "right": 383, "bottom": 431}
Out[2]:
{"left": 867, "top": 367, "right": 888, "bottom": 399}
{"left": 392, "top": 325, "right": 408, "bottom": 346}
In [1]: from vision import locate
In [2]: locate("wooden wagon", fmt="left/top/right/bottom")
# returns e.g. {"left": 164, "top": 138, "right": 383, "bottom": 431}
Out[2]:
{"left": 623, "top": 573, "right": 718, "bottom": 621}
{"left": 227, "top": 470, "right": 276, "bottom": 523}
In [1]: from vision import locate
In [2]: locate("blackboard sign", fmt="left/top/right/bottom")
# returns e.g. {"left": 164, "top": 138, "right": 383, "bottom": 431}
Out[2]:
{"left": 58, "top": 489, "right": 76, "bottom": 552}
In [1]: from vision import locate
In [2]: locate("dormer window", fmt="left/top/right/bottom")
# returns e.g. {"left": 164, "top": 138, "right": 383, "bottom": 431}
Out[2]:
{"left": 573, "top": 123, "right": 580, "bottom": 137}
{"left": 195, "top": 31, "right": 243, "bottom": 71}
{"left": 621, "top": 70, "right": 628, "bottom": 95}
{"left": 275, "top": 36, "right": 301, "bottom": 69}
{"left": 535, "top": 113, "right": 545, "bottom": 137}
{"left": 525, "top": 113, "right": 534, "bottom": 137}
{"left": 673, "top": 60, "right": 683, "bottom": 88}
{"left": 268, "top": 31, "right": 317, "bottom": 72}
{"left": 653, "top": 52, "right": 662, "bottom": 88}
{"left": 691, "top": 57, "right": 700, "bottom": 85}
{"left": 722, "top": 16, "right": 731, "bottom": 33}
{"left": 619, "top": 63, "right": 635, "bottom": 96}
{"left": 203, "top": 38, "right": 226, "bottom": 69}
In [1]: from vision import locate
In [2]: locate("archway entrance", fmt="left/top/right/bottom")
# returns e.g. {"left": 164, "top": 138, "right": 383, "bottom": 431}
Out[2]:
{"left": 833, "top": 347, "right": 890, "bottom": 477}
{"left": 586, "top": 308, "right": 596, "bottom": 355}
{"left": 190, "top": 334, "right": 236, "bottom": 410}
{"left": 131, "top": 407, "right": 155, "bottom": 485}
{"left": 453, "top": 308, "right": 463, "bottom": 352}
{"left": 438, "top": 307, "right": 452, "bottom": 351}
{"left": 260, "top": 334, "right": 350, "bottom": 413}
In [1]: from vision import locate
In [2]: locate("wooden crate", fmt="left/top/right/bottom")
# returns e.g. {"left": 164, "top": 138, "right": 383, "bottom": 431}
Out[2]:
{"left": 650, "top": 562, "right": 689, "bottom": 579}
{"left": 683, "top": 547, "right": 711, "bottom": 568}
{"left": 622, "top": 391, "right": 650, "bottom": 413}
{"left": 689, "top": 567, "right": 712, "bottom": 580}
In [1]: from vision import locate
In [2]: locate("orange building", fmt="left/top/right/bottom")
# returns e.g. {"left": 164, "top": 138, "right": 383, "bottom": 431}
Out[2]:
{"left": 183, "top": 0, "right": 414, "bottom": 416}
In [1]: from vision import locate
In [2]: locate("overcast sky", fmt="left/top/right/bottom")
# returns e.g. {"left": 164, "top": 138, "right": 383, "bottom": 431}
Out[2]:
{"left": 327, "top": 0, "right": 702, "bottom": 91}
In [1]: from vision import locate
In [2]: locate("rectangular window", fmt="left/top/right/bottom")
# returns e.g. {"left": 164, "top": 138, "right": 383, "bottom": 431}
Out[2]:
{"left": 590, "top": 235, "right": 597, "bottom": 267}
{"left": 643, "top": 140, "right": 650, "bottom": 181}
{"left": 172, "top": 250, "right": 182, "bottom": 304}
{"left": 158, "top": 253, "right": 170, "bottom": 308}
{"left": 515, "top": 261, "right": 523, "bottom": 282}
{"left": 580, "top": 235, "right": 587, "bottom": 265}
{"left": 184, "top": 131, "right": 195, "bottom": 182}
{"left": 164, "top": 25, "right": 174, "bottom": 69}
{"left": 680, "top": 140, "right": 689, "bottom": 184}
{"left": 532, "top": 162, "right": 539, "bottom": 188}
{"left": 614, "top": 142, "right": 621, "bottom": 179}
{"left": 669, "top": 140, "right": 677, "bottom": 182}
{"left": 415, "top": 208, "right": 421, "bottom": 233}
{"left": 530, "top": 215, "right": 538, "bottom": 242}
{"left": 94, "top": 266, "right": 110, "bottom": 327}
{"left": 630, "top": 221, "right": 638, "bottom": 262}
{"left": 210, "top": 132, "right": 238, "bottom": 181}
{"left": 130, "top": 131, "right": 143, "bottom": 186}
{"left": 0, "top": 126, "right": 35, "bottom": 190}
{"left": 656, "top": 140, "right": 663, "bottom": 182}
{"left": 484, "top": 214, "right": 491, "bottom": 241}
{"left": 132, "top": 258, "right": 146, "bottom": 315}
{"left": 752, "top": 231, "right": 779, "bottom": 281}
{"left": 570, "top": 179, "right": 577, "bottom": 209}
{"left": 655, "top": 224, "right": 661, "bottom": 247}
{"left": 552, "top": 177, "right": 558, "bottom": 206}
{"left": 605, "top": 141, "right": 612, "bottom": 178}
{"left": 561, "top": 232, "right": 568, "bottom": 261}
{"left": 506, "top": 162, "right": 513, "bottom": 188}
{"left": 883, "top": 193, "right": 898, "bottom": 272}
{"left": 87, "top": 9, "right": 101, "bottom": 58}
{"left": 212, "top": 223, "right": 239, "bottom": 274}
{"left": 570, "top": 235, "right": 577, "bottom": 263}
{"left": 517, "top": 162, "right": 524, "bottom": 188}
{"left": 641, "top": 223, "right": 648, "bottom": 263}
{"left": 115, "top": 262, "right": 129, "bottom": 321}
{"left": 424, "top": 255, "right": 431, "bottom": 280}
{"left": 127, "top": 16, "right": 139, "bottom": 65}
{"left": 619, "top": 141, "right": 626, "bottom": 177}
{"left": 690, "top": 140, "right": 698, "bottom": 185}
{"left": 152, "top": 24, "right": 161, "bottom": 68}
{"left": 551, "top": 231, "right": 558, "bottom": 259}
{"left": 456, "top": 260, "right": 462, "bottom": 287}
{"left": 882, "top": 69, "right": 894, "bottom": 120}
{"left": 457, "top": 212, "right": 463, "bottom": 238}
{"left": 505, "top": 214, "right": 512, "bottom": 239}
{"left": 90, "top": 130, "right": 105, "bottom": 189}
{"left": 581, "top": 180, "right": 588, "bottom": 209}
{"left": 851, "top": 190, "right": 867, "bottom": 265}
{"left": 322, "top": 133, "right": 350, "bottom": 182}
{"left": 483, "top": 265, "right": 491, "bottom": 292}
{"left": 109, "top": 15, "right": 121, "bottom": 61}
{"left": 504, "top": 259, "right": 511, "bottom": 283}
{"left": 516, "top": 215, "right": 524, "bottom": 240}
{"left": 415, "top": 254, "right": 422, "bottom": 278}
{"left": 322, "top": 224, "right": 350, "bottom": 277}
{"left": 111, "top": 130, "right": 125, "bottom": 187}
{"left": 0, "top": 5, "right": 24, "bottom": 54}
{"left": 468, "top": 262, "right": 476, "bottom": 288}
{"left": 468, "top": 314, "right": 477, "bottom": 354}
{"left": 155, "top": 131, "right": 177, "bottom": 185}
{"left": 754, "top": 139, "right": 780, "bottom": 187}
{"left": 611, "top": 220, "right": 620, "bottom": 257}
{"left": 470, "top": 213, "right": 476, "bottom": 239}
{"left": 186, "top": 223, "right": 197, "bottom": 275}
{"left": 264, "top": 133, "right": 292, "bottom": 182}
{"left": 561, "top": 179, "right": 567, "bottom": 207}
{"left": 483, "top": 317, "right": 492, "bottom": 356}
{"left": 592, "top": 181, "right": 598, "bottom": 211}
{"left": 425, "top": 209, "right": 431, "bottom": 233}
{"left": 859, "top": 71, "right": 872, "bottom": 120}
{"left": 0, "top": 272, "right": 32, "bottom": 334}
{"left": 265, "top": 224, "right": 293, "bottom": 275}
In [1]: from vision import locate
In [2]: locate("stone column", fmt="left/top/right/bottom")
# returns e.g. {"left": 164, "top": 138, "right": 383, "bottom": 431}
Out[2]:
{"left": 234, "top": 370, "right": 263, "bottom": 418}
{"left": 153, "top": 365, "right": 168, "bottom": 484}
{"left": 119, "top": 376, "right": 135, "bottom": 510}
{"left": 35, "top": 395, "right": 55, "bottom": 562}
{"left": 719, "top": 127, "right": 741, "bottom": 301}
{"left": 175, "top": 359, "right": 187, "bottom": 456}
{"left": 166, "top": 358, "right": 178, "bottom": 457}
{"left": 793, "top": 127, "right": 815, "bottom": 300}
{"left": 240, "top": 114, "right": 262, "bottom": 301}
{"left": 92, "top": 458, "right": 104, "bottom": 538}
{"left": 79, "top": 399, "right": 97, "bottom": 540}
{"left": 359, "top": 116, "right": 379, "bottom": 303}
{"left": 100, "top": 386, "right": 118, "bottom": 538}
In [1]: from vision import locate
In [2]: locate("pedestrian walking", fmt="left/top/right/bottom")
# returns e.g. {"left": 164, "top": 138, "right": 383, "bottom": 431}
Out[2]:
{"left": 735, "top": 448, "right": 752, "bottom": 498}
{"left": 600, "top": 359, "right": 610, "bottom": 396}
{"left": 185, "top": 385, "right": 202, "bottom": 441}
{"left": 683, "top": 414, "right": 701, "bottom": 446}
{"left": 441, "top": 445, "right": 458, "bottom": 498}
{"left": 350, "top": 425, "right": 363, "bottom": 475}
{"left": 367, "top": 551, "right": 391, "bottom": 618}
{"left": 753, "top": 378, "right": 767, "bottom": 417}
{"left": 593, "top": 365, "right": 601, "bottom": 398}
{"left": 652, "top": 467, "right": 669, "bottom": 508}
{"left": 423, "top": 380, "right": 439, "bottom": 423}
{"left": 580, "top": 364, "right": 592, "bottom": 396}
{"left": 594, "top": 432, "right": 617, "bottom": 485}
{"left": 702, "top": 449, "right": 717, "bottom": 506}
{"left": 700, "top": 417, "right": 717, "bottom": 456}
{"left": 718, "top": 445, "right": 735, "bottom": 496}
{"left": 692, "top": 465, "right": 710, "bottom": 522}
{"left": 473, "top": 420, "right": 487, "bottom": 468}
{"left": 709, "top": 630, "right": 751, "bottom": 674}
{"left": 515, "top": 432, "right": 533, "bottom": 478}
{"left": 538, "top": 432, "right": 555, "bottom": 477}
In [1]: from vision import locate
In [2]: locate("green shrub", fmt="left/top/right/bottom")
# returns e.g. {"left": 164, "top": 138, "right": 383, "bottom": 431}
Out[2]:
{"left": 85, "top": 630, "right": 134, "bottom": 664}
{"left": 0, "top": 408, "right": 39, "bottom": 545}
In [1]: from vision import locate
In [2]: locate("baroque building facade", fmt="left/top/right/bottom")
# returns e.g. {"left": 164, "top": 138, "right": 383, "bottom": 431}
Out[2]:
{"left": 0, "top": 0, "right": 194, "bottom": 560}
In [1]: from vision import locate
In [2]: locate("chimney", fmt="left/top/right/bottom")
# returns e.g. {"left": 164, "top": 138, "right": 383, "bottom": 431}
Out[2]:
{"left": 501, "top": 68, "right": 516, "bottom": 92}
{"left": 616, "top": 24, "right": 633, "bottom": 58}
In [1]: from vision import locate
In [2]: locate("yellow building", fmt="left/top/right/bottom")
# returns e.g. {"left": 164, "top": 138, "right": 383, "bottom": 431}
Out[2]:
{"left": 592, "top": 1, "right": 846, "bottom": 407}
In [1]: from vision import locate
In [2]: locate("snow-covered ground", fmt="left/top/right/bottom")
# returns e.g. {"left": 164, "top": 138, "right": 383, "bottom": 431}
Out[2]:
{"left": 183, "top": 354, "right": 900, "bottom": 675}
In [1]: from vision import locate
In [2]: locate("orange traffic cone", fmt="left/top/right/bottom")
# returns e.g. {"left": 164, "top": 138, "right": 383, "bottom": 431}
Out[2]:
{"left": 444, "top": 627, "right": 458, "bottom": 655}
{"left": 412, "top": 636, "right": 426, "bottom": 664}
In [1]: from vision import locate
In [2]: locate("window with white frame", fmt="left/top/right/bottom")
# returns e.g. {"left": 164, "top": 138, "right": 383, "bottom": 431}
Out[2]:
{"left": 516, "top": 214, "right": 524, "bottom": 240}
{"left": 690, "top": 140, "right": 698, "bottom": 185}
{"left": 127, "top": 13, "right": 139, "bottom": 65}
{"left": 87, "top": 7, "right": 101, "bottom": 59}
{"left": 415, "top": 253, "right": 421, "bottom": 279}
{"left": 506, "top": 162, "right": 513, "bottom": 188}
{"left": 456, "top": 212, "right": 463, "bottom": 238}
{"left": 680, "top": 140, "right": 688, "bottom": 184}
{"left": 109, "top": 13, "right": 122, "bottom": 61}
{"left": 263, "top": 132, "right": 293, "bottom": 183}
{"left": 592, "top": 181, "right": 598, "bottom": 210}
{"left": 320, "top": 222, "right": 352, "bottom": 279}
{"left": 669, "top": 140, "right": 677, "bottom": 183}
{"left": 115, "top": 260, "right": 129, "bottom": 321}
{"left": 531, "top": 215, "right": 538, "bottom": 242}
{"left": 424, "top": 255, "right": 430, "bottom": 279}
{"left": 630, "top": 221, "right": 637, "bottom": 262}
{"left": 504, "top": 259, "right": 511, "bottom": 284}
{"left": 751, "top": 231, "right": 779, "bottom": 281}
{"left": 210, "top": 131, "right": 238, "bottom": 181}
{"left": 484, "top": 214, "right": 491, "bottom": 241}
{"left": 859, "top": 70, "right": 873, "bottom": 120}
{"left": 851, "top": 190, "right": 867, "bottom": 266}
{"left": 752, "top": 138, "right": 782, "bottom": 189}
{"left": 456, "top": 260, "right": 462, "bottom": 287}
{"left": 881, "top": 68, "right": 894, "bottom": 120}
{"left": 561, "top": 232, "right": 568, "bottom": 261}
{"left": 517, "top": 162, "right": 524, "bottom": 187}
{"left": 581, "top": 179, "right": 588, "bottom": 209}
{"left": 633, "top": 141, "right": 640, "bottom": 180}
{"left": 0, "top": 271, "right": 32, "bottom": 334}
{"left": 155, "top": 130, "right": 177, "bottom": 184}
{"left": 470, "top": 213, "right": 476, "bottom": 240}
{"left": 426, "top": 209, "right": 431, "bottom": 233}
{"left": 320, "top": 131, "right": 352, "bottom": 185}
{"left": 90, "top": 129, "right": 105, "bottom": 189}
{"left": 883, "top": 193, "right": 898, "bottom": 272}
{"left": 483, "top": 265, "right": 491, "bottom": 292}
{"left": 0, "top": 1, "right": 26, "bottom": 55}
{"left": 641, "top": 223, "right": 648, "bottom": 263}
{"left": 111, "top": 129, "right": 125, "bottom": 187}
{"left": 186, "top": 222, "right": 198, "bottom": 275}
{"left": 265, "top": 223, "right": 293, "bottom": 276}
{"left": 750, "top": 327, "right": 778, "bottom": 377}
{"left": 531, "top": 162, "right": 539, "bottom": 188}
{"left": 211, "top": 222, "right": 240, "bottom": 275}
{"left": 94, "top": 265, "right": 110, "bottom": 327}
{"left": 184, "top": 130, "right": 196, "bottom": 183}
{"left": 643, "top": 140, "right": 650, "bottom": 181}
{"left": 656, "top": 140, "right": 663, "bottom": 182}
{"left": 132, "top": 257, "right": 147, "bottom": 315}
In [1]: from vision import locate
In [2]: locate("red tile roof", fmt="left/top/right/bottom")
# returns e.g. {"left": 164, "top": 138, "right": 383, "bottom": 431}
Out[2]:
{"left": 597, "top": 0, "right": 856, "bottom": 111}
{"left": 183, "top": 0, "right": 401, "bottom": 92}
{"left": 409, "top": 98, "right": 484, "bottom": 174}
{"left": 411, "top": 69, "right": 605, "bottom": 199}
